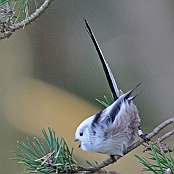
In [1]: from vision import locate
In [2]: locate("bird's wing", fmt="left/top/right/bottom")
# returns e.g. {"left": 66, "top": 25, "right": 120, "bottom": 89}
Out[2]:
{"left": 91, "top": 82, "right": 142, "bottom": 128}
{"left": 84, "top": 19, "right": 120, "bottom": 101}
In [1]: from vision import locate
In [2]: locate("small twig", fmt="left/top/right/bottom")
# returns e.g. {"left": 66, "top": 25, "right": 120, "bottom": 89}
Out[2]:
{"left": 10, "top": 0, "right": 54, "bottom": 30}
{"left": 143, "top": 129, "right": 174, "bottom": 152}
{"left": 79, "top": 117, "right": 174, "bottom": 173}
{"left": 33, "top": 149, "right": 56, "bottom": 172}
{"left": 0, "top": 0, "right": 54, "bottom": 40}
{"left": 157, "top": 129, "right": 174, "bottom": 143}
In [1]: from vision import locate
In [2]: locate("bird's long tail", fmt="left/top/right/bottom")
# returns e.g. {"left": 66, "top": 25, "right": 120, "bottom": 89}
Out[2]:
{"left": 84, "top": 18, "right": 120, "bottom": 101}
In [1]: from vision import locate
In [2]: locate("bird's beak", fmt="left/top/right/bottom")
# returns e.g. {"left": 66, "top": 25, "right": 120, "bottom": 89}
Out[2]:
{"left": 74, "top": 138, "right": 79, "bottom": 142}
{"left": 74, "top": 138, "right": 81, "bottom": 148}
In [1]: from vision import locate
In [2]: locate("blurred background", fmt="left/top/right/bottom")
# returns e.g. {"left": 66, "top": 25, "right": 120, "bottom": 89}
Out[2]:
{"left": 0, "top": 0, "right": 174, "bottom": 173}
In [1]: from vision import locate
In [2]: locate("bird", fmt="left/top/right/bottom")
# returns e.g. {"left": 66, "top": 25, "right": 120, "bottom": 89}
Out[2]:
{"left": 74, "top": 19, "right": 148, "bottom": 162}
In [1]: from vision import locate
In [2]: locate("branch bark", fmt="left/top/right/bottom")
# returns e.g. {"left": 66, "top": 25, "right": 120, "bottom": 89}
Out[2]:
{"left": 0, "top": 0, "right": 54, "bottom": 40}
{"left": 78, "top": 117, "right": 174, "bottom": 173}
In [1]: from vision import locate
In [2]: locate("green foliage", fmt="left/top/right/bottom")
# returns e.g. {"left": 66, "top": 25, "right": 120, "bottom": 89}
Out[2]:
{"left": 0, "top": 0, "right": 39, "bottom": 24}
{"left": 135, "top": 143, "right": 174, "bottom": 174}
{"left": 86, "top": 160, "right": 99, "bottom": 167}
{"left": 12, "top": 128, "right": 77, "bottom": 173}
{"left": 95, "top": 95, "right": 111, "bottom": 108}
{"left": 0, "top": 0, "right": 12, "bottom": 6}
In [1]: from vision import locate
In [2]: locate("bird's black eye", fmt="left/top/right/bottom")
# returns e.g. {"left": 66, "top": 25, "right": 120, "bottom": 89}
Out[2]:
{"left": 79, "top": 132, "right": 83, "bottom": 136}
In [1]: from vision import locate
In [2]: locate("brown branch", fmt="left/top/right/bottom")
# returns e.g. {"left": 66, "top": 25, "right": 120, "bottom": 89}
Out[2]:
{"left": 157, "top": 129, "right": 174, "bottom": 143}
{"left": 0, "top": 0, "right": 54, "bottom": 40}
{"left": 143, "top": 129, "right": 174, "bottom": 153}
{"left": 78, "top": 117, "right": 174, "bottom": 173}
{"left": 10, "top": 0, "right": 54, "bottom": 30}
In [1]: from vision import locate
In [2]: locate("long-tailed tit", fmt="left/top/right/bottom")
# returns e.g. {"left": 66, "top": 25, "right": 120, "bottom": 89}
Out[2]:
{"left": 75, "top": 19, "right": 149, "bottom": 161}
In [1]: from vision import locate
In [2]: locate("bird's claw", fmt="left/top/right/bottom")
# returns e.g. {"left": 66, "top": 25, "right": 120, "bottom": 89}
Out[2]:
{"left": 138, "top": 125, "right": 150, "bottom": 143}
{"left": 140, "top": 134, "right": 150, "bottom": 143}
{"left": 110, "top": 155, "right": 116, "bottom": 163}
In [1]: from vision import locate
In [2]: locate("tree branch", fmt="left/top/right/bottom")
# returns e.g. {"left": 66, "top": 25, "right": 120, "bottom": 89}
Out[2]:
{"left": 142, "top": 129, "right": 174, "bottom": 153}
{"left": 78, "top": 117, "right": 174, "bottom": 173}
{"left": 157, "top": 129, "right": 174, "bottom": 143}
{"left": 0, "top": 0, "right": 54, "bottom": 40}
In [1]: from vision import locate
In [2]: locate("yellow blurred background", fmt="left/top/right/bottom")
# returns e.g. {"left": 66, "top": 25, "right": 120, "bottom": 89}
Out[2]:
{"left": 0, "top": 1, "right": 174, "bottom": 173}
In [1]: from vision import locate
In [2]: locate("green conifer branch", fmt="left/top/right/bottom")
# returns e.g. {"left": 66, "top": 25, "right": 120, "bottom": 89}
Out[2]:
{"left": 135, "top": 143, "right": 174, "bottom": 173}
{"left": 11, "top": 128, "right": 77, "bottom": 173}
{"left": 0, "top": 0, "right": 54, "bottom": 40}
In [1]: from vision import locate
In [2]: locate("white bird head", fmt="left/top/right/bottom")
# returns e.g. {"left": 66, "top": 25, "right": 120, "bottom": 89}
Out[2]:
{"left": 74, "top": 116, "right": 94, "bottom": 148}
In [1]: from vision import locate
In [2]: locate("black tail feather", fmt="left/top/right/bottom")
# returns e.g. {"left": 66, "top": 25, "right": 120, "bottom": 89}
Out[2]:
{"left": 84, "top": 18, "right": 119, "bottom": 101}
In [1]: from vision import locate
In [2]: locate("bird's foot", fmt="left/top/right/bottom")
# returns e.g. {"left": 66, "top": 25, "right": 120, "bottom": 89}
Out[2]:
{"left": 138, "top": 125, "right": 150, "bottom": 143}
{"left": 140, "top": 134, "right": 150, "bottom": 143}
{"left": 110, "top": 155, "right": 116, "bottom": 163}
